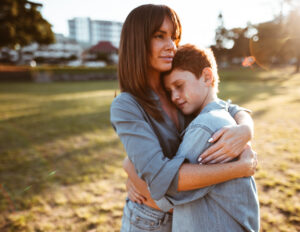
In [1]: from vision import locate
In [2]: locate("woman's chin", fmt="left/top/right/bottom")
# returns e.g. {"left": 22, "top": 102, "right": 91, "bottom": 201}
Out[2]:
{"left": 159, "top": 64, "right": 172, "bottom": 72}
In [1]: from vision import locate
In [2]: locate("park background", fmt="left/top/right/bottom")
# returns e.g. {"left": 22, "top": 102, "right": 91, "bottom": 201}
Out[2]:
{"left": 0, "top": 0, "right": 299, "bottom": 231}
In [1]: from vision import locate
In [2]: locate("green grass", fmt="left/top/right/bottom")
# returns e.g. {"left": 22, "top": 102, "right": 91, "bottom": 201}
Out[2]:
{"left": 32, "top": 65, "right": 117, "bottom": 74}
{"left": 0, "top": 68, "right": 299, "bottom": 231}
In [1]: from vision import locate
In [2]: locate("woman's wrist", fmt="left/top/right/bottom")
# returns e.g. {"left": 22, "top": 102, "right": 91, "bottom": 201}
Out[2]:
{"left": 232, "top": 160, "right": 246, "bottom": 178}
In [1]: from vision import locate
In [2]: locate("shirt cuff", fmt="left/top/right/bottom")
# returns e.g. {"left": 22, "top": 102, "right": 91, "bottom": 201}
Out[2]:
{"left": 148, "top": 156, "right": 185, "bottom": 200}
{"left": 155, "top": 197, "right": 173, "bottom": 212}
{"left": 228, "top": 102, "right": 251, "bottom": 117}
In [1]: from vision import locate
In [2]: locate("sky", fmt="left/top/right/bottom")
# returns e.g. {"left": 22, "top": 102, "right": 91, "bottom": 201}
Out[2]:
{"left": 33, "top": 0, "right": 287, "bottom": 47}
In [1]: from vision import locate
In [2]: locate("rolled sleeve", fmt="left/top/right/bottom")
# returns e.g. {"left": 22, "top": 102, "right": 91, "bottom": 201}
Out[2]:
{"left": 110, "top": 94, "right": 185, "bottom": 200}
{"left": 228, "top": 101, "right": 251, "bottom": 117}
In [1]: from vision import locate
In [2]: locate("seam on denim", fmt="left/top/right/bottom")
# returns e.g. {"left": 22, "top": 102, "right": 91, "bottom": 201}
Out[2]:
{"left": 187, "top": 124, "right": 214, "bottom": 136}
{"left": 133, "top": 203, "right": 165, "bottom": 220}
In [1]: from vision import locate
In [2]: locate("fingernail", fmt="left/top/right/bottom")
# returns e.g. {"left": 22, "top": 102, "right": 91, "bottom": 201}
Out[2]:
{"left": 208, "top": 138, "right": 213, "bottom": 142}
{"left": 198, "top": 157, "right": 202, "bottom": 162}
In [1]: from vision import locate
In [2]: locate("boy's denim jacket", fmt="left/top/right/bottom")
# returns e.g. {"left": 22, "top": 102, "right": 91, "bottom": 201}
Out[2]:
{"left": 156, "top": 99, "right": 260, "bottom": 232}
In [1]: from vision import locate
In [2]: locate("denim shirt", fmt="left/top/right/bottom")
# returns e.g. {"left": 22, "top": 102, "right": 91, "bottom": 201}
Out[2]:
{"left": 156, "top": 99, "right": 260, "bottom": 232}
{"left": 110, "top": 92, "right": 244, "bottom": 201}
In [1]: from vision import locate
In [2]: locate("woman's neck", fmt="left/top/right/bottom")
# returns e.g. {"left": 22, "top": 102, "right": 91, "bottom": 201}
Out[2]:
{"left": 148, "top": 69, "right": 164, "bottom": 95}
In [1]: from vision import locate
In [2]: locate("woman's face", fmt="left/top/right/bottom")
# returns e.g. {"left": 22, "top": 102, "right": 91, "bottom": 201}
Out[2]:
{"left": 149, "top": 17, "right": 176, "bottom": 74}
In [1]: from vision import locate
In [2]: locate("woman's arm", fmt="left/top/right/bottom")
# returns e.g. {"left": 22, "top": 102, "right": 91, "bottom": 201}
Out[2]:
{"left": 111, "top": 94, "right": 186, "bottom": 200}
{"left": 177, "top": 145, "right": 256, "bottom": 191}
{"left": 124, "top": 145, "right": 257, "bottom": 193}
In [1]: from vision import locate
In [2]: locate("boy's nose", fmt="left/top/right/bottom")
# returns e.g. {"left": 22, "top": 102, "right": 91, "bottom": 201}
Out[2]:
{"left": 171, "top": 92, "right": 179, "bottom": 103}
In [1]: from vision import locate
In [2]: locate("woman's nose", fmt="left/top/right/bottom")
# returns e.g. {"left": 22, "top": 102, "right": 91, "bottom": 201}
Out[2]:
{"left": 165, "top": 38, "right": 176, "bottom": 51}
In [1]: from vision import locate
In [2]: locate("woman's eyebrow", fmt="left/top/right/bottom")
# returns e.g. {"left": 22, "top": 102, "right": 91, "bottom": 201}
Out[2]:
{"left": 156, "top": 30, "right": 167, "bottom": 34}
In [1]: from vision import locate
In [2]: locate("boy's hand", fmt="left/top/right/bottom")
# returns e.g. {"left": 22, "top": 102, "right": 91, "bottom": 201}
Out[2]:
{"left": 198, "top": 125, "right": 251, "bottom": 164}
{"left": 237, "top": 146, "right": 258, "bottom": 177}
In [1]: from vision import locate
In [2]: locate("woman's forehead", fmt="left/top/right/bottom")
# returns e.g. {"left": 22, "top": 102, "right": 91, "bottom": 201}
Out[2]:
{"left": 157, "top": 17, "right": 174, "bottom": 33}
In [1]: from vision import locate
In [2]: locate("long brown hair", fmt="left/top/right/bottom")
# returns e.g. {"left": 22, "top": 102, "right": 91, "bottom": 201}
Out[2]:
{"left": 118, "top": 4, "right": 181, "bottom": 120}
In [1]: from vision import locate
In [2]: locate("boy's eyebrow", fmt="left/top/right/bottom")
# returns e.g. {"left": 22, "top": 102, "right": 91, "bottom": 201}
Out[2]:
{"left": 173, "top": 79, "right": 184, "bottom": 84}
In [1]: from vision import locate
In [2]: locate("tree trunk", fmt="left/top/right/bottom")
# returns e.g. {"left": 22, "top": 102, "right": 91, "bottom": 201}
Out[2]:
{"left": 17, "top": 47, "right": 23, "bottom": 64}
{"left": 296, "top": 54, "right": 300, "bottom": 73}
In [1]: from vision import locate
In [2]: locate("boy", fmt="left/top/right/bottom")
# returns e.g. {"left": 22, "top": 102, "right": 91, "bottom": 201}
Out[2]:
{"left": 157, "top": 44, "right": 259, "bottom": 232}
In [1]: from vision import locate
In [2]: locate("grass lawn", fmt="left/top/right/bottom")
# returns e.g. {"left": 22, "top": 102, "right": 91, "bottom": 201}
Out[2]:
{"left": 0, "top": 68, "right": 299, "bottom": 231}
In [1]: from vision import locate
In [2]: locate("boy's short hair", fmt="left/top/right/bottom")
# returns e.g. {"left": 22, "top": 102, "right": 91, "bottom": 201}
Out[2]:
{"left": 167, "top": 44, "right": 219, "bottom": 92}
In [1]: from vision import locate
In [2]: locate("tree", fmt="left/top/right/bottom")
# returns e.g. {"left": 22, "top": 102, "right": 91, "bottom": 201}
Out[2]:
{"left": 227, "top": 27, "right": 252, "bottom": 60}
{"left": 215, "top": 13, "right": 228, "bottom": 49}
{"left": 249, "top": 2, "right": 300, "bottom": 72}
{"left": 284, "top": 5, "right": 300, "bottom": 72}
{"left": 213, "top": 13, "right": 231, "bottom": 63}
{"left": 0, "top": 0, "right": 54, "bottom": 49}
{"left": 214, "top": 13, "right": 255, "bottom": 65}
{"left": 249, "top": 18, "right": 284, "bottom": 69}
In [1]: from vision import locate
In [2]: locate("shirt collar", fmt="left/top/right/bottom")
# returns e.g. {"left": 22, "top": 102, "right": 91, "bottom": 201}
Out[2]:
{"left": 149, "top": 89, "right": 160, "bottom": 101}
{"left": 200, "top": 98, "right": 229, "bottom": 114}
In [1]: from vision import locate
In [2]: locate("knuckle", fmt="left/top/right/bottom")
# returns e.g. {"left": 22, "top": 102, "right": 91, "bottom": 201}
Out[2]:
{"left": 223, "top": 147, "right": 230, "bottom": 153}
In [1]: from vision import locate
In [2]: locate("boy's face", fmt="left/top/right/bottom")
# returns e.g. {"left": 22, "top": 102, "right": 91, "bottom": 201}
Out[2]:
{"left": 164, "top": 69, "right": 209, "bottom": 116}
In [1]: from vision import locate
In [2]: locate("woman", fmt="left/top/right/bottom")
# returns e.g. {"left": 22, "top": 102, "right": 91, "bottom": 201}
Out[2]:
{"left": 110, "top": 4, "right": 257, "bottom": 232}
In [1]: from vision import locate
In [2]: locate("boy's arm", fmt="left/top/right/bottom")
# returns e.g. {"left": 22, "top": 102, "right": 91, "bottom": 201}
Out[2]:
{"left": 200, "top": 110, "right": 254, "bottom": 164}
{"left": 156, "top": 122, "right": 256, "bottom": 211}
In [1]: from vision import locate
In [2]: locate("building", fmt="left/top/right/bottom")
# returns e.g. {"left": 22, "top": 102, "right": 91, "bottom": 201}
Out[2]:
{"left": 0, "top": 34, "right": 83, "bottom": 64}
{"left": 84, "top": 41, "right": 118, "bottom": 64}
{"left": 68, "top": 18, "right": 123, "bottom": 48}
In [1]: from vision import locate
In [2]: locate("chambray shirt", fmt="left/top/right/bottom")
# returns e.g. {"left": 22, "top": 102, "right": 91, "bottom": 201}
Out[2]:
{"left": 110, "top": 92, "right": 243, "bottom": 201}
{"left": 156, "top": 99, "right": 260, "bottom": 232}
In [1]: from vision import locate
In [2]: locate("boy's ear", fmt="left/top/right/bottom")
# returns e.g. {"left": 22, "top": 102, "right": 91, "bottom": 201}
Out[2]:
{"left": 202, "top": 67, "right": 214, "bottom": 86}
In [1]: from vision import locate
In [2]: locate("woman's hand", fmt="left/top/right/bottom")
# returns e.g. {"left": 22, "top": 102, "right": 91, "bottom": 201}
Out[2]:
{"left": 199, "top": 124, "right": 252, "bottom": 164}
{"left": 236, "top": 145, "right": 258, "bottom": 177}
{"left": 126, "top": 178, "right": 147, "bottom": 204}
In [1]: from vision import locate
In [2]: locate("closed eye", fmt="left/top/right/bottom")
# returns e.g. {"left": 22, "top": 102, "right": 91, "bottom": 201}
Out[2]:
{"left": 175, "top": 84, "right": 182, "bottom": 89}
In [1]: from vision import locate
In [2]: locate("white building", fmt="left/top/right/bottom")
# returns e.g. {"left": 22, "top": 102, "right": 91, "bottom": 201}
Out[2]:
{"left": 0, "top": 34, "right": 83, "bottom": 64}
{"left": 68, "top": 18, "right": 123, "bottom": 48}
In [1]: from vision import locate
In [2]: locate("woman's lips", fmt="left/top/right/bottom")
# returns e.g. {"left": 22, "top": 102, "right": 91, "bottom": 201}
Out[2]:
{"left": 160, "top": 56, "right": 173, "bottom": 62}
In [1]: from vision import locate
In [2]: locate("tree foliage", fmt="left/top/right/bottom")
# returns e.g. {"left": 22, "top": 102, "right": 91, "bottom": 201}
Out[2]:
{"left": 0, "top": 0, "right": 55, "bottom": 48}
{"left": 284, "top": 5, "right": 300, "bottom": 72}
{"left": 214, "top": 2, "right": 300, "bottom": 72}
{"left": 249, "top": 18, "right": 284, "bottom": 69}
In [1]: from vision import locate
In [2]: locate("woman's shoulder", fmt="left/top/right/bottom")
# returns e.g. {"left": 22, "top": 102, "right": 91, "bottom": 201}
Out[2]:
{"left": 112, "top": 92, "right": 137, "bottom": 105}
{"left": 111, "top": 92, "right": 142, "bottom": 112}
{"left": 110, "top": 92, "right": 148, "bottom": 122}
